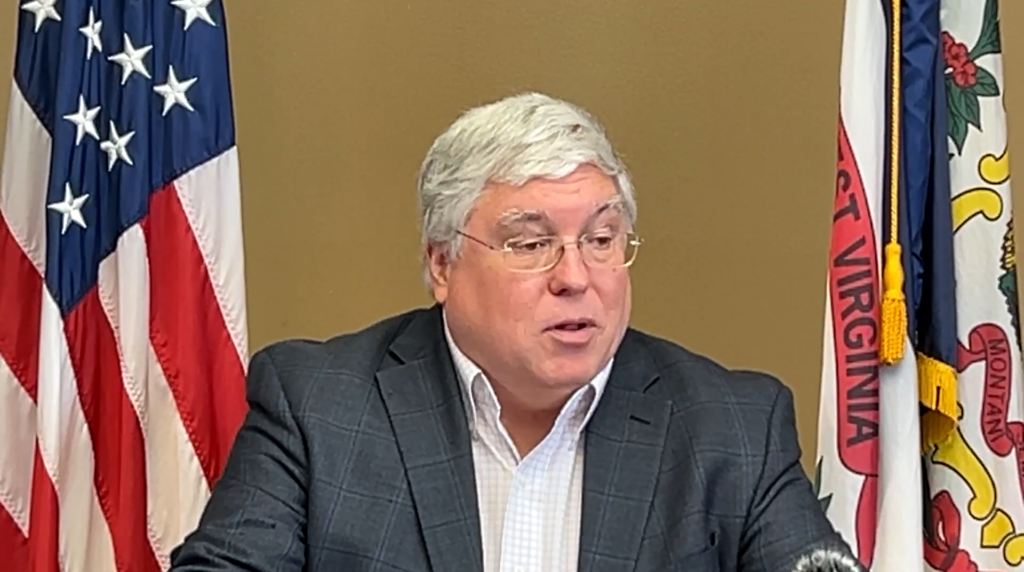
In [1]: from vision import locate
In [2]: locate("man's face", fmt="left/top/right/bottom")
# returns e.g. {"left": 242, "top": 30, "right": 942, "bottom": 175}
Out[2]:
{"left": 429, "top": 164, "right": 633, "bottom": 406}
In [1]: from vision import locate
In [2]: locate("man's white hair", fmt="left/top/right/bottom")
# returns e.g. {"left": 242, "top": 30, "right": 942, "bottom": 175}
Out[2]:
{"left": 416, "top": 92, "right": 636, "bottom": 283}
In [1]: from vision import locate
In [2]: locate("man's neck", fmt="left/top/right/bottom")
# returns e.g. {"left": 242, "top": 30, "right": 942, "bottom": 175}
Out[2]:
{"left": 488, "top": 380, "right": 574, "bottom": 457}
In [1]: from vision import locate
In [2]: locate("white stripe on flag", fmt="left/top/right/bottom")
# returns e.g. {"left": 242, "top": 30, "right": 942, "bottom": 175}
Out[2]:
{"left": 174, "top": 148, "right": 249, "bottom": 367}
{"left": 0, "top": 352, "right": 33, "bottom": 535}
{"left": 0, "top": 81, "right": 50, "bottom": 272}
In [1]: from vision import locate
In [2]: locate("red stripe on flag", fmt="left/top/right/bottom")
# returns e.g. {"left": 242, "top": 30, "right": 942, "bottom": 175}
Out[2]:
{"left": 0, "top": 502, "right": 28, "bottom": 572}
{"left": 0, "top": 211, "right": 42, "bottom": 401}
{"left": 27, "top": 447, "right": 60, "bottom": 572}
{"left": 64, "top": 290, "right": 161, "bottom": 572}
{"left": 142, "top": 183, "right": 247, "bottom": 487}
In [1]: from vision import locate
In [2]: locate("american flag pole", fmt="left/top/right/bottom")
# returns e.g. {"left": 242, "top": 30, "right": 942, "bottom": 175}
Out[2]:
{"left": 0, "top": 1, "right": 249, "bottom": 570}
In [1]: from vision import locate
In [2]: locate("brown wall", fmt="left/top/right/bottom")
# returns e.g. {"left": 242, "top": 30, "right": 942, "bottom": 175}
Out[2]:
{"left": 3, "top": 2, "right": 1023, "bottom": 472}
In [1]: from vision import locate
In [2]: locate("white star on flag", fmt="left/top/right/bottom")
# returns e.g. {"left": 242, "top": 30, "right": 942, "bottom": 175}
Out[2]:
{"left": 109, "top": 34, "right": 153, "bottom": 85}
{"left": 47, "top": 182, "right": 90, "bottom": 234}
{"left": 100, "top": 121, "right": 135, "bottom": 171}
{"left": 171, "top": 0, "right": 216, "bottom": 30}
{"left": 21, "top": 0, "right": 60, "bottom": 32}
{"left": 79, "top": 7, "right": 103, "bottom": 59}
{"left": 154, "top": 66, "right": 197, "bottom": 115}
{"left": 62, "top": 94, "right": 101, "bottom": 145}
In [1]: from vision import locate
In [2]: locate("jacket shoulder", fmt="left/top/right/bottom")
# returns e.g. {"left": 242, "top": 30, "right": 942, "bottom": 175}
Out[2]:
{"left": 625, "top": 328, "right": 792, "bottom": 408}
{"left": 626, "top": 330, "right": 804, "bottom": 495}
{"left": 248, "top": 306, "right": 428, "bottom": 395}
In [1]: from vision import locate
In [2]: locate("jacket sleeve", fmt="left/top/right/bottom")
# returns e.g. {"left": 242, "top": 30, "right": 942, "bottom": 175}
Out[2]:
{"left": 169, "top": 348, "right": 308, "bottom": 572}
{"left": 738, "top": 381, "right": 866, "bottom": 572}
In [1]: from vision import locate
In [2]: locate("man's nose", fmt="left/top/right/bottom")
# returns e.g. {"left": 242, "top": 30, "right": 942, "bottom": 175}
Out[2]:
{"left": 548, "top": 244, "right": 589, "bottom": 295}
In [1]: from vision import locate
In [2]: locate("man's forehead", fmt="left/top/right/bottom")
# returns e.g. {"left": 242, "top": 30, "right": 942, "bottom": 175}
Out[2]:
{"left": 496, "top": 197, "right": 625, "bottom": 225}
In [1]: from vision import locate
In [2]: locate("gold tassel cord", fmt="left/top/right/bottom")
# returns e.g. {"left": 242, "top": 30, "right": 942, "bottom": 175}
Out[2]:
{"left": 880, "top": 0, "right": 907, "bottom": 365}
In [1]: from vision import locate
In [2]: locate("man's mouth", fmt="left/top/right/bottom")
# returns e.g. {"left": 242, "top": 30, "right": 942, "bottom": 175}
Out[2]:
{"left": 547, "top": 319, "right": 597, "bottom": 332}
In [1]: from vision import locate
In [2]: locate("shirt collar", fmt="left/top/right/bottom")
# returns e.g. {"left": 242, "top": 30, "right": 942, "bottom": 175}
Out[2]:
{"left": 442, "top": 308, "right": 612, "bottom": 436}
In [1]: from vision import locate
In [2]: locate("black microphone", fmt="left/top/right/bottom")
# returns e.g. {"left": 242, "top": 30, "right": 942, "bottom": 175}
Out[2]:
{"left": 789, "top": 546, "right": 867, "bottom": 572}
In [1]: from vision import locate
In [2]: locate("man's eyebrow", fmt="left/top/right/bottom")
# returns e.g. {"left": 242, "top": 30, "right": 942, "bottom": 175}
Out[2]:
{"left": 496, "top": 210, "right": 548, "bottom": 228}
{"left": 585, "top": 197, "right": 627, "bottom": 224}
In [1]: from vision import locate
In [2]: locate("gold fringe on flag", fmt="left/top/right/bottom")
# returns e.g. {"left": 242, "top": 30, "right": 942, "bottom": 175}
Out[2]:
{"left": 917, "top": 353, "right": 959, "bottom": 449}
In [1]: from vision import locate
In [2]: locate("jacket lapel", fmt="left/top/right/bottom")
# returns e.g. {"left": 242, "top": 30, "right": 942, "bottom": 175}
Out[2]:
{"left": 377, "top": 306, "right": 483, "bottom": 572}
{"left": 578, "top": 332, "right": 671, "bottom": 572}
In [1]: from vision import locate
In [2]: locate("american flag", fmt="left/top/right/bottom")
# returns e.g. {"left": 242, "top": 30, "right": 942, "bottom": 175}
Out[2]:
{"left": 0, "top": 1, "right": 249, "bottom": 570}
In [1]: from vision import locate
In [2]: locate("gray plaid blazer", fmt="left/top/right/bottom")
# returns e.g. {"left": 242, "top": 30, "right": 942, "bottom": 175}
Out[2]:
{"left": 169, "top": 305, "right": 859, "bottom": 571}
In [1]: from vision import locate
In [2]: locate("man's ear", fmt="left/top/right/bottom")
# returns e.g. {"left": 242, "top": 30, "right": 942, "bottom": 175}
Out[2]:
{"left": 426, "top": 243, "right": 451, "bottom": 304}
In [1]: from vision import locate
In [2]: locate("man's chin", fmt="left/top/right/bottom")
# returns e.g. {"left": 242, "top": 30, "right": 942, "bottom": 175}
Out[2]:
{"left": 535, "top": 356, "right": 608, "bottom": 388}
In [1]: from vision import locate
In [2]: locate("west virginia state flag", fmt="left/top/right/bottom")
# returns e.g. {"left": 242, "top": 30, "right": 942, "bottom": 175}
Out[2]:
{"left": 924, "top": 2, "right": 1024, "bottom": 571}
{"left": 815, "top": 0, "right": 1023, "bottom": 570}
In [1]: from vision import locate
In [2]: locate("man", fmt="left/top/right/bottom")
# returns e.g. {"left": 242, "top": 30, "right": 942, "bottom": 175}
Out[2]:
{"left": 170, "top": 93, "right": 862, "bottom": 571}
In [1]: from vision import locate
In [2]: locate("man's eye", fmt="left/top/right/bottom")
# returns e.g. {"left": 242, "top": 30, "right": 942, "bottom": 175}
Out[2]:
{"left": 510, "top": 239, "right": 551, "bottom": 253}
{"left": 586, "top": 233, "right": 618, "bottom": 249}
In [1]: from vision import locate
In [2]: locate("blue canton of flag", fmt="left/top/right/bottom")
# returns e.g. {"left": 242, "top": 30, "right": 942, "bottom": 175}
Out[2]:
{"left": 0, "top": 1, "right": 250, "bottom": 570}
{"left": 19, "top": 0, "right": 235, "bottom": 311}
